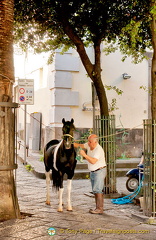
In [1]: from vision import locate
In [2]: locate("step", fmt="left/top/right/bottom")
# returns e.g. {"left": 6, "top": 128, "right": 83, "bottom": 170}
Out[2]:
{"left": 76, "top": 159, "right": 140, "bottom": 171}
{"left": 32, "top": 168, "right": 90, "bottom": 180}
{"left": 76, "top": 162, "right": 88, "bottom": 170}
{"left": 116, "top": 168, "right": 131, "bottom": 177}
{"left": 116, "top": 159, "right": 140, "bottom": 168}
{"left": 73, "top": 169, "right": 90, "bottom": 179}
{"left": 18, "top": 153, "right": 140, "bottom": 179}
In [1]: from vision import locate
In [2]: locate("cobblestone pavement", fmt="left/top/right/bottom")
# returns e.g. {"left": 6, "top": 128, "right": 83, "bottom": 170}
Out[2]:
{"left": 0, "top": 153, "right": 156, "bottom": 239}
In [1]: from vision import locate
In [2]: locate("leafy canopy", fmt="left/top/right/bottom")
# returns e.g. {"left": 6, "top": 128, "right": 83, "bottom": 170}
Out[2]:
{"left": 14, "top": 0, "right": 153, "bottom": 117}
{"left": 104, "top": 0, "right": 152, "bottom": 63}
{"left": 14, "top": 0, "right": 151, "bottom": 59}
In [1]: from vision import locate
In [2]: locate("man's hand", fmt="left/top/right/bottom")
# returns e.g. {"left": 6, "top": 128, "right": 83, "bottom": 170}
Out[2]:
{"left": 80, "top": 150, "right": 98, "bottom": 164}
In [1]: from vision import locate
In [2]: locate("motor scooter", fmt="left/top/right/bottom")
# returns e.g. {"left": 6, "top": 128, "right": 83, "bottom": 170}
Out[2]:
{"left": 126, "top": 164, "right": 144, "bottom": 192}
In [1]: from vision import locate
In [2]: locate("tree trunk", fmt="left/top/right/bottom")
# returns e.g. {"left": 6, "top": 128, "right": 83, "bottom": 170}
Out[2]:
{"left": 76, "top": 41, "right": 109, "bottom": 117}
{"left": 0, "top": 0, "right": 20, "bottom": 220}
{"left": 61, "top": 18, "right": 109, "bottom": 117}
{"left": 93, "top": 76, "right": 109, "bottom": 117}
{"left": 150, "top": 0, "right": 156, "bottom": 217}
{"left": 151, "top": 6, "right": 156, "bottom": 120}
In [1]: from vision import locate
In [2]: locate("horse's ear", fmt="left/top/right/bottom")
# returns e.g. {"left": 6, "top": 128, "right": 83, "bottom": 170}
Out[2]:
{"left": 71, "top": 118, "right": 74, "bottom": 123}
{"left": 62, "top": 118, "right": 65, "bottom": 124}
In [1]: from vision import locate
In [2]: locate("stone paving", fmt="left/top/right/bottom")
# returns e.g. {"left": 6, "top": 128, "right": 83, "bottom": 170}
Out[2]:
{"left": 0, "top": 150, "right": 156, "bottom": 240}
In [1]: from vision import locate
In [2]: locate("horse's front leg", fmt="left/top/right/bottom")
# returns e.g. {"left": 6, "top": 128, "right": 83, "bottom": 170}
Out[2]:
{"left": 67, "top": 179, "right": 72, "bottom": 211}
{"left": 45, "top": 171, "right": 51, "bottom": 205}
{"left": 58, "top": 187, "right": 64, "bottom": 212}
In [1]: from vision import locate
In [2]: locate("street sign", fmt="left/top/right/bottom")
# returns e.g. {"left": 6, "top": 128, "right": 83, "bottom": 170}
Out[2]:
{"left": 18, "top": 79, "right": 34, "bottom": 105}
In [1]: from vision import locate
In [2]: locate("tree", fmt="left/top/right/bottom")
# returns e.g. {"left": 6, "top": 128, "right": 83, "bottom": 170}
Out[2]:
{"left": 105, "top": 1, "right": 156, "bottom": 119}
{"left": 14, "top": 0, "right": 143, "bottom": 117}
{"left": 151, "top": 0, "right": 156, "bottom": 120}
{"left": 0, "top": 0, "right": 20, "bottom": 220}
{"left": 107, "top": 0, "right": 156, "bottom": 216}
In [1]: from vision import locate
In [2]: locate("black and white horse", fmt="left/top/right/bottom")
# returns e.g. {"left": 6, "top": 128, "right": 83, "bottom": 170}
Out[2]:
{"left": 44, "top": 118, "right": 77, "bottom": 212}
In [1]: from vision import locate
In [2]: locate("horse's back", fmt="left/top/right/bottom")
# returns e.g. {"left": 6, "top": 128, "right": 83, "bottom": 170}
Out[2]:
{"left": 45, "top": 139, "right": 60, "bottom": 151}
{"left": 44, "top": 139, "right": 61, "bottom": 171}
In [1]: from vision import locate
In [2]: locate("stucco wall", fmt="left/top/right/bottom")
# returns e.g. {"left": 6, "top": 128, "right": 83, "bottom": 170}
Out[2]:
{"left": 102, "top": 49, "right": 149, "bottom": 129}
{"left": 14, "top": 45, "right": 150, "bottom": 156}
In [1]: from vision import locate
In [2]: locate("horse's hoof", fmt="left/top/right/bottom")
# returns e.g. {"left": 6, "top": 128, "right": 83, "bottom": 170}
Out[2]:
{"left": 57, "top": 208, "right": 63, "bottom": 212}
{"left": 46, "top": 201, "right": 51, "bottom": 205}
{"left": 67, "top": 207, "right": 73, "bottom": 211}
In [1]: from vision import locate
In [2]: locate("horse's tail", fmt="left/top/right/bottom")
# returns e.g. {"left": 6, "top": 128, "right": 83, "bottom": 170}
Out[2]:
{"left": 52, "top": 168, "right": 61, "bottom": 190}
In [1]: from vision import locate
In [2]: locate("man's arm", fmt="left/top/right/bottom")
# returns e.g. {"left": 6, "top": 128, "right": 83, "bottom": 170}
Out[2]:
{"left": 74, "top": 142, "right": 85, "bottom": 149}
{"left": 80, "top": 150, "right": 98, "bottom": 164}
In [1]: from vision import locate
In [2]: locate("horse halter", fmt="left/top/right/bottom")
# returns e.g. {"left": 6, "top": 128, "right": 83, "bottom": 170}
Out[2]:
{"left": 62, "top": 134, "right": 74, "bottom": 139}
{"left": 62, "top": 134, "right": 74, "bottom": 149}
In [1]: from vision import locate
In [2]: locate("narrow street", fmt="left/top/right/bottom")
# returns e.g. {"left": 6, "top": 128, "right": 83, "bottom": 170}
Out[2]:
{"left": 0, "top": 158, "right": 156, "bottom": 240}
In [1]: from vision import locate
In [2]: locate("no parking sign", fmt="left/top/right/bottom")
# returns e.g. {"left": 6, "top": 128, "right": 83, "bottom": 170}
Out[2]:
{"left": 18, "top": 79, "right": 34, "bottom": 105}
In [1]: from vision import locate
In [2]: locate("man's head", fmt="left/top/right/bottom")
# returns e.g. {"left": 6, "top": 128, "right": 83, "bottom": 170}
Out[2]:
{"left": 88, "top": 134, "right": 98, "bottom": 150}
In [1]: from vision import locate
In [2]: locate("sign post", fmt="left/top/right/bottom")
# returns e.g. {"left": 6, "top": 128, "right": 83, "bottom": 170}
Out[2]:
{"left": 18, "top": 79, "right": 34, "bottom": 105}
{"left": 18, "top": 79, "right": 34, "bottom": 164}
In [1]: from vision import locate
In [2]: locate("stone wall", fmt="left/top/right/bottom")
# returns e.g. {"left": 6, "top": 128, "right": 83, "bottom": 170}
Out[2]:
{"left": 18, "top": 127, "right": 143, "bottom": 158}
{"left": 116, "top": 128, "right": 143, "bottom": 158}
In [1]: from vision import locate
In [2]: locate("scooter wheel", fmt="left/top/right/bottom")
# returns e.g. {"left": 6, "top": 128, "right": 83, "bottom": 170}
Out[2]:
{"left": 126, "top": 176, "right": 139, "bottom": 192}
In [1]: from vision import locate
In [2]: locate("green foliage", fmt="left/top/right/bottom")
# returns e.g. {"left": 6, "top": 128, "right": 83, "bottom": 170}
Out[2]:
{"left": 116, "top": 115, "right": 131, "bottom": 159}
{"left": 118, "top": 19, "right": 152, "bottom": 63}
{"left": 104, "top": 0, "right": 152, "bottom": 64}
{"left": 85, "top": 174, "right": 90, "bottom": 179}
{"left": 105, "top": 85, "right": 123, "bottom": 112}
{"left": 109, "top": 98, "right": 119, "bottom": 112}
{"left": 105, "top": 85, "right": 123, "bottom": 95}
{"left": 14, "top": 0, "right": 153, "bottom": 116}
{"left": 79, "top": 129, "right": 93, "bottom": 143}
{"left": 140, "top": 85, "right": 152, "bottom": 95}
{"left": 25, "top": 164, "right": 33, "bottom": 172}
{"left": 39, "top": 155, "right": 44, "bottom": 162}
{"left": 14, "top": 0, "right": 144, "bottom": 55}
{"left": 103, "top": 42, "right": 118, "bottom": 55}
{"left": 151, "top": 4, "right": 156, "bottom": 18}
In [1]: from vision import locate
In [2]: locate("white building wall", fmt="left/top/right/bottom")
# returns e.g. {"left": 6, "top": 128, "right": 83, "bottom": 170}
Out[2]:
{"left": 101, "top": 49, "right": 149, "bottom": 129}
{"left": 14, "top": 45, "right": 150, "bottom": 135}
{"left": 48, "top": 49, "right": 79, "bottom": 127}
{"left": 71, "top": 47, "right": 95, "bottom": 128}
{"left": 14, "top": 50, "right": 51, "bottom": 129}
{"left": 70, "top": 47, "right": 149, "bottom": 130}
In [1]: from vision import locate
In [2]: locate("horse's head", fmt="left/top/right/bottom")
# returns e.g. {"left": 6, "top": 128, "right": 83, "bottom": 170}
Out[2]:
{"left": 62, "top": 118, "right": 75, "bottom": 149}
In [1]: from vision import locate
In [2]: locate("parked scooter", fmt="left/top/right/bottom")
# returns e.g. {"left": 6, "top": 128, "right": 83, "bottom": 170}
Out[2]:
{"left": 126, "top": 164, "right": 144, "bottom": 192}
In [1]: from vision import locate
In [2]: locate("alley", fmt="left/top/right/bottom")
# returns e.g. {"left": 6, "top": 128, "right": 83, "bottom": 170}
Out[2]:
{"left": 0, "top": 158, "right": 156, "bottom": 240}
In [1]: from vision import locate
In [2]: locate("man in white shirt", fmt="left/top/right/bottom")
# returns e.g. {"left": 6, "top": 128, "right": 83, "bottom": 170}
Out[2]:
{"left": 74, "top": 134, "right": 107, "bottom": 214}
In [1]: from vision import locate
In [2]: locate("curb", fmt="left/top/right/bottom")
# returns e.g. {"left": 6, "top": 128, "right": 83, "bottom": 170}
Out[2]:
{"left": 17, "top": 154, "right": 91, "bottom": 180}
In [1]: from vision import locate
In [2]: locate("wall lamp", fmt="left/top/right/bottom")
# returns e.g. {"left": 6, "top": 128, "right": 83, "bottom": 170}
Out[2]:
{"left": 122, "top": 73, "right": 131, "bottom": 79}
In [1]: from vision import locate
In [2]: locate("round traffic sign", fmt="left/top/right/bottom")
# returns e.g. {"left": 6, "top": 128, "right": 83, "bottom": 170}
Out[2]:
{"left": 19, "top": 96, "right": 25, "bottom": 102}
{"left": 19, "top": 88, "right": 25, "bottom": 94}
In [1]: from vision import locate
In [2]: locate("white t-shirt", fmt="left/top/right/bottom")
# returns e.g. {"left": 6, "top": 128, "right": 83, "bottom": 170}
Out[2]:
{"left": 84, "top": 142, "right": 106, "bottom": 171}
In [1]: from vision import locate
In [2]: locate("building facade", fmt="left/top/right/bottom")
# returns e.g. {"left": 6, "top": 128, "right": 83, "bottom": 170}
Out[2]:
{"left": 14, "top": 44, "right": 151, "bottom": 157}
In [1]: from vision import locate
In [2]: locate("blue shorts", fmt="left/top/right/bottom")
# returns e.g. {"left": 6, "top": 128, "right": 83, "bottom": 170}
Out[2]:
{"left": 90, "top": 167, "right": 107, "bottom": 194}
